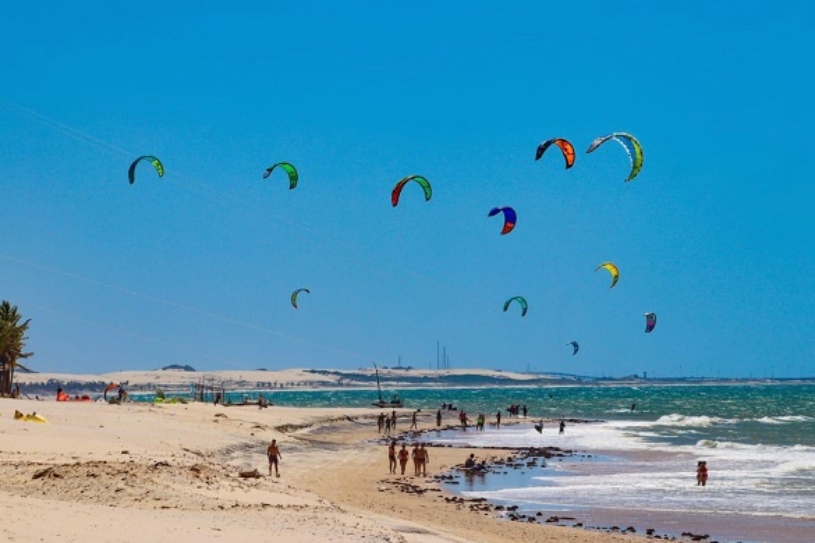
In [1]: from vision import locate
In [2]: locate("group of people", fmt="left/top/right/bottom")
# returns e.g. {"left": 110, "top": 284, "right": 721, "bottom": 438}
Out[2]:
{"left": 463, "top": 412, "right": 488, "bottom": 431}
{"left": 506, "top": 404, "right": 528, "bottom": 418}
{"left": 388, "top": 441, "right": 429, "bottom": 476}
{"left": 463, "top": 453, "right": 488, "bottom": 472}
{"left": 377, "top": 410, "right": 399, "bottom": 434}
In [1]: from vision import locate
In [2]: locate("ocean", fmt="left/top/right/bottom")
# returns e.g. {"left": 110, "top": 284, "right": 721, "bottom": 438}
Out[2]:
{"left": 139, "top": 383, "right": 815, "bottom": 542}
{"left": 400, "top": 384, "right": 815, "bottom": 543}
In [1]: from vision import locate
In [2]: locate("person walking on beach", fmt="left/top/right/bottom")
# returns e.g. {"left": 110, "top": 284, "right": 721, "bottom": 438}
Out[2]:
{"left": 378, "top": 412, "right": 385, "bottom": 433}
{"left": 410, "top": 410, "right": 419, "bottom": 430}
{"left": 388, "top": 440, "right": 397, "bottom": 474}
{"left": 267, "top": 439, "right": 282, "bottom": 477}
{"left": 397, "top": 444, "right": 410, "bottom": 475}
{"left": 384, "top": 416, "right": 392, "bottom": 435}
{"left": 495, "top": 410, "right": 501, "bottom": 429}
{"left": 411, "top": 443, "right": 421, "bottom": 475}
{"left": 436, "top": 409, "right": 442, "bottom": 427}
{"left": 419, "top": 444, "right": 429, "bottom": 476}
{"left": 522, "top": 405, "right": 528, "bottom": 418}
{"left": 391, "top": 410, "right": 398, "bottom": 431}
{"left": 559, "top": 420, "right": 566, "bottom": 434}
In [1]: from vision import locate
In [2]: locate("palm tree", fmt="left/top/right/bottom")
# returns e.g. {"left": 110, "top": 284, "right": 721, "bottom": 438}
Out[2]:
{"left": 0, "top": 301, "right": 33, "bottom": 395}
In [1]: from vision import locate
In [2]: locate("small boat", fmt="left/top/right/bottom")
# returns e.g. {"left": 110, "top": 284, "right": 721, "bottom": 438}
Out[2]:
{"left": 372, "top": 363, "right": 403, "bottom": 408}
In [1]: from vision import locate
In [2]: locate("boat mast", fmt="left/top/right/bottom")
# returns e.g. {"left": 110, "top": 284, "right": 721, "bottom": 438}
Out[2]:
{"left": 373, "top": 362, "right": 384, "bottom": 403}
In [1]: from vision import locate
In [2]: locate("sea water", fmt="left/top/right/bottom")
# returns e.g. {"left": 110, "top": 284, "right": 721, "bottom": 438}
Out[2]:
{"left": 391, "top": 384, "right": 815, "bottom": 542}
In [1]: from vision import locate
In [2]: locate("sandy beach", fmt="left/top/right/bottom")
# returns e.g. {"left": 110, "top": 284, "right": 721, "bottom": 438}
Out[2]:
{"left": 0, "top": 394, "right": 643, "bottom": 543}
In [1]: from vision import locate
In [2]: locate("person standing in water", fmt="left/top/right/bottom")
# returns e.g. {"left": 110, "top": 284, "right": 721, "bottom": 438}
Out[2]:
{"left": 495, "top": 410, "right": 501, "bottom": 429}
{"left": 696, "top": 461, "right": 708, "bottom": 486}
{"left": 267, "top": 439, "right": 282, "bottom": 477}
{"left": 559, "top": 420, "right": 566, "bottom": 434}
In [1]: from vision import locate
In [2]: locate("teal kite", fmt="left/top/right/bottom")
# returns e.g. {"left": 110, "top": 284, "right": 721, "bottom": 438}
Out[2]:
{"left": 503, "top": 296, "right": 528, "bottom": 317}
{"left": 128, "top": 156, "right": 164, "bottom": 185}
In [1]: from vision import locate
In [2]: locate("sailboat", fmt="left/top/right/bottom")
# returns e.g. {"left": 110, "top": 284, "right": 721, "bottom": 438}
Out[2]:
{"left": 371, "top": 363, "right": 403, "bottom": 408}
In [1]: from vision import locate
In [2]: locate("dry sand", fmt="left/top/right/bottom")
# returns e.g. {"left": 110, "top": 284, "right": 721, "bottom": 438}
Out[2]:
{"left": 0, "top": 397, "right": 641, "bottom": 543}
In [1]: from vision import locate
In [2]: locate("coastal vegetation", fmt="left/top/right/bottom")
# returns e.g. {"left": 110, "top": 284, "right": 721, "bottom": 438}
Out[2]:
{"left": 0, "top": 300, "right": 33, "bottom": 395}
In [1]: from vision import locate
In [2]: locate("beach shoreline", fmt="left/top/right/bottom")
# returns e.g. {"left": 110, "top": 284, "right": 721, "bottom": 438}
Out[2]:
{"left": 1, "top": 396, "right": 648, "bottom": 543}
{"left": 4, "top": 378, "right": 815, "bottom": 543}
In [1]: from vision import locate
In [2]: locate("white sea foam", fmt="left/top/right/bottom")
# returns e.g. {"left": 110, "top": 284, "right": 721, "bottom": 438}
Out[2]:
{"left": 438, "top": 417, "right": 815, "bottom": 520}
{"left": 653, "top": 413, "right": 733, "bottom": 427}
{"left": 756, "top": 415, "right": 813, "bottom": 424}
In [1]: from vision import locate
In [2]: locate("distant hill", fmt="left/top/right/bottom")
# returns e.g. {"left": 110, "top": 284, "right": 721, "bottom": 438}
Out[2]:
{"left": 160, "top": 364, "right": 196, "bottom": 372}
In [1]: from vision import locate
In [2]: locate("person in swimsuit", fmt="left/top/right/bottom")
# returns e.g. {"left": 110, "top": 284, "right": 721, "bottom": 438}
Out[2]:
{"left": 267, "top": 439, "right": 282, "bottom": 477}
{"left": 397, "top": 444, "right": 410, "bottom": 475}
{"left": 419, "top": 443, "right": 429, "bottom": 476}
{"left": 388, "top": 440, "right": 397, "bottom": 474}
{"left": 696, "top": 461, "right": 708, "bottom": 486}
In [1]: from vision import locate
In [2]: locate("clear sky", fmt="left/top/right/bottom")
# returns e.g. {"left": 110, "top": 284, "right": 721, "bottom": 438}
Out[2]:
{"left": 2, "top": 1, "right": 813, "bottom": 378}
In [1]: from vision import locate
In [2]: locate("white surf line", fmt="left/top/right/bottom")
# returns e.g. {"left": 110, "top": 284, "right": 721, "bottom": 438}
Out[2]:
{"left": 0, "top": 253, "right": 371, "bottom": 363}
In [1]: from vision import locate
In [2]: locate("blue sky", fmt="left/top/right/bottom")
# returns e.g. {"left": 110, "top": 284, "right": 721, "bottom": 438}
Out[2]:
{"left": 1, "top": 1, "right": 813, "bottom": 377}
